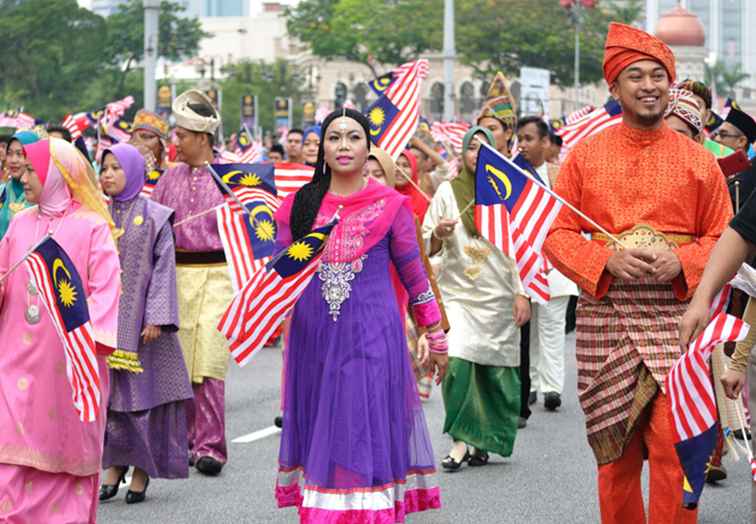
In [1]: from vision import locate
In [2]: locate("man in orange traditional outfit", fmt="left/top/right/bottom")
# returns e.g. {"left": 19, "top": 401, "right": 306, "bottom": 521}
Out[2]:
{"left": 544, "top": 23, "right": 732, "bottom": 523}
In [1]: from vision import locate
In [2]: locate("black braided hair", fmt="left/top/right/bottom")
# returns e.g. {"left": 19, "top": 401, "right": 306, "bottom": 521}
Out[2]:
{"left": 290, "top": 108, "right": 371, "bottom": 239}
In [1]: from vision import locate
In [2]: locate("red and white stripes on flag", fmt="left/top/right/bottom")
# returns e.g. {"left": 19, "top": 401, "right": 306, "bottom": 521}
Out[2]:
{"left": 556, "top": 101, "right": 623, "bottom": 154}
{"left": 236, "top": 143, "right": 263, "bottom": 164}
{"left": 62, "top": 113, "right": 90, "bottom": 140}
{"left": 377, "top": 59, "right": 430, "bottom": 159}
{"left": 216, "top": 202, "right": 272, "bottom": 292}
{"left": 25, "top": 255, "right": 101, "bottom": 422}
{"left": 0, "top": 112, "right": 35, "bottom": 129}
{"left": 667, "top": 313, "right": 750, "bottom": 442}
{"left": 474, "top": 204, "right": 551, "bottom": 303}
{"left": 431, "top": 121, "right": 470, "bottom": 155}
{"left": 104, "top": 95, "right": 134, "bottom": 122}
{"left": 217, "top": 251, "right": 322, "bottom": 367}
{"left": 564, "top": 105, "right": 595, "bottom": 125}
{"left": 274, "top": 162, "right": 315, "bottom": 199}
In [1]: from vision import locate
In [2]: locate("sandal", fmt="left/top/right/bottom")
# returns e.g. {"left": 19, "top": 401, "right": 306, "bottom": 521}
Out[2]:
{"left": 441, "top": 450, "right": 470, "bottom": 471}
{"left": 468, "top": 449, "right": 489, "bottom": 467}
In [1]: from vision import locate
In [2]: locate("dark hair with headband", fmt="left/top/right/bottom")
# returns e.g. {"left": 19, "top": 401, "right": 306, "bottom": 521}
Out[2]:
{"left": 289, "top": 108, "right": 371, "bottom": 239}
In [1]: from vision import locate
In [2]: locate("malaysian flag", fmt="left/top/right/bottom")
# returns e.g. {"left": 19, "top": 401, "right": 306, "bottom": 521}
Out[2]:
{"left": 141, "top": 168, "right": 164, "bottom": 198}
{"left": 274, "top": 162, "right": 315, "bottom": 199}
{"left": 667, "top": 312, "right": 750, "bottom": 508}
{"left": 106, "top": 117, "right": 132, "bottom": 143}
{"left": 61, "top": 113, "right": 90, "bottom": 140}
{"left": 368, "top": 72, "right": 395, "bottom": 96}
{"left": 24, "top": 237, "right": 104, "bottom": 422}
{"left": 0, "top": 110, "right": 35, "bottom": 129}
{"left": 556, "top": 99, "right": 622, "bottom": 154}
{"left": 210, "top": 163, "right": 280, "bottom": 291}
{"left": 431, "top": 121, "right": 470, "bottom": 155}
{"left": 235, "top": 126, "right": 263, "bottom": 163}
{"left": 365, "top": 59, "right": 430, "bottom": 159}
{"left": 217, "top": 218, "right": 338, "bottom": 366}
{"left": 104, "top": 95, "right": 134, "bottom": 123}
{"left": 474, "top": 143, "right": 562, "bottom": 303}
{"left": 564, "top": 104, "right": 596, "bottom": 125}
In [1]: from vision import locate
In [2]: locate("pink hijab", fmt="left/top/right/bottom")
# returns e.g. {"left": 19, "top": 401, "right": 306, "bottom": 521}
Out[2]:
{"left": 24, "top": 139, "right": 73, "bottom": 217}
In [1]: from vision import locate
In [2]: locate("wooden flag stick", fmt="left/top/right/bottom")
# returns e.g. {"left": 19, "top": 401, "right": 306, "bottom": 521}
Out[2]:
{"left": 475, "top": 139, "right": 624, "bottom": 247}
{"left": 735, "top": 401, "right": 754, "bottom": 461}
{"left": 0, "top": 233, "right": 52, "bottom": 284}
{"left": 455, "top": 199, "right": 475, "bottom": 220}
{"left": 173, "top": 205, "right": 224, "bottom": 229}
{"left": 395, "top": 166, "right": 433, "bottom": 203}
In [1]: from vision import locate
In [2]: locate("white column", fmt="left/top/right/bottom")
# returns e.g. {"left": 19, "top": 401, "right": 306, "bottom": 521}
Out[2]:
{"left": 442, "top": 0, "right": 455, "bottom": 121}
{"left": 645, "top": 0, "right": 659, "bottom": 34}
{"left": 709, "top": 0, "right": 720, "bottom": 61}
{"left": 143, "top": 0, "right": 161, "bottom": 111}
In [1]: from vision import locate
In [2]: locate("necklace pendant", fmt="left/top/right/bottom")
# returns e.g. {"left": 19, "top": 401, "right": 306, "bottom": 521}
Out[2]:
{"left": 27, "top": 280, "right": 38, "bottom": 296}
{"left": 25, "top": 304, "right": 41, "bottom": 325}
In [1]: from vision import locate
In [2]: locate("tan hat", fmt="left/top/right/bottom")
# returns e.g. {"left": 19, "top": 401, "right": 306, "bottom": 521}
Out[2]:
{"left": 172, "top": 89, "right": 220, "bottom": 134}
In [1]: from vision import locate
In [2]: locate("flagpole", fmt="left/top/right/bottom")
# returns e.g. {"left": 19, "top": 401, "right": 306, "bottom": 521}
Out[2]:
{"left": 395, "top": 166, "right": 433, "bottom": 203}
{"left": 476, "top": 139, "right": 624, "bottom": 246}
{"left": 0, "top": 233, "right": 52, "bottom": 284}
{"left": 455, "top": 199, "right": 475, "bottom": 220}
{"left": 173, "top": 205, "right": 224, "bottom": 229}
{"left": 205, "top": 162, "right": 248, "bottom": 212}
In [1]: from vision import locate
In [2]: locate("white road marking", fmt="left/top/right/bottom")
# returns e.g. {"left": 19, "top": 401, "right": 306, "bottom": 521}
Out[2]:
{"left": 232, "top": 425, "right": 281, "bottom": 443}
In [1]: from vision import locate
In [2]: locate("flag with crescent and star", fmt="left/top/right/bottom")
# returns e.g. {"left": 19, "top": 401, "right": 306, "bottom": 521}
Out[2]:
{"left": 24, "top": 236, "right": 102, "bottom": 422}
{"left": 364, "top": 59, "right": 430, "bottom": 159}
{"left": 218, "top": 217, "right": 338, "bottom": 366}
{"left": 474, "top": 143, "right": 562, "bottom": 303}
{"left": 210, "top": 163, "right": 281, "bottom": 292}
{"left": 368, "top": 72, "right": 395, "bottom": 96}
{"left": 667, "top": 311, "right": 750, "bottom": 509}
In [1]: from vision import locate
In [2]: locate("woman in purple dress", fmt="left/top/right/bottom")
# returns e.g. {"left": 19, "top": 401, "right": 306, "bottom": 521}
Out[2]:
{"left": 274, "top": 109, "right": 449, "bottom": 523}
{"left": 98, "top": 143, "right": 193, "bottom": 504}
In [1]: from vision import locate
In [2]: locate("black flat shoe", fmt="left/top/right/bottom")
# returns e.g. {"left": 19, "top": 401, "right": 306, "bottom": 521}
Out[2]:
{"left": 125, "top": 476, "right": 150, "bottom": 504}
{"left": 544, "top": 392, "right": 562, "bottom": 411}
{"left": 196, "top": 456, "right": 224, "bottom": 476}
{"left": 99, "top": 467, "right": 128, "bottom": 501}
{"left": 528, "top": 391, "right": 537, "bottom": 406}
{"left": 274, "top": 416, "right": 283, "bottom": 428}
{"left": 468, "top": 449, "right": 490, "bottom": 467}
{"left": 441, "top": 450, "right": 469, "bottom": 471}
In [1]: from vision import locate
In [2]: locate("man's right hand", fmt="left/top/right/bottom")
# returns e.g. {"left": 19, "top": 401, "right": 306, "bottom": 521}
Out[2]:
{"left": 605, "top": 248, "right": 656, "bottom": 280}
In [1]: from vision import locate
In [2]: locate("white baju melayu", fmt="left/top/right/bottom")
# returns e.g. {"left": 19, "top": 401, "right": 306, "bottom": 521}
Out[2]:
{"left": 529, "top": 163, "right": 579, "bottom": 395}
{"left": 422, "top": 181, "right": 524, "bottom": 367}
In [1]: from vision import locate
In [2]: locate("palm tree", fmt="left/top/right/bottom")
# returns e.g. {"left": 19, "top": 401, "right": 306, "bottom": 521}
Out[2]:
{"left": 721, "top": 63, "right": 750, "bottom": 99}
{"left": 605, "top": 0, "right": 643, "bottom": 25}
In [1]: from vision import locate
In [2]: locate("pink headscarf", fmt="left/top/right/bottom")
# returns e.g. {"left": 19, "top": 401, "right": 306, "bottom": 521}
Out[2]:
{"left": 24, "top": 139, "right": 72, "bottom": 217}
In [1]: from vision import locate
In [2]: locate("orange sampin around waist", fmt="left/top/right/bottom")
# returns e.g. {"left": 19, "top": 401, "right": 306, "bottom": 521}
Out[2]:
{"left": 592, "top": 224, "right": 694, "bottom": 250}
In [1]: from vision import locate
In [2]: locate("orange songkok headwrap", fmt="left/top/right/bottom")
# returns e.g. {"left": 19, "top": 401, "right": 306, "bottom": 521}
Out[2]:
{"left": 603, "top": 22, "right": 676, "bottom": 85}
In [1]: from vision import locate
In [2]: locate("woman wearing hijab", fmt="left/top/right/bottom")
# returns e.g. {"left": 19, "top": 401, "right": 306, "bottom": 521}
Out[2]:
{"left": 0, "top": 138, "right": 120, "bottom": 522}
{"left": 395, "top": 149, "right": 430, "bottom": 220}
{"left": 302, "top": 125, "right": 321, "bottom": 166}
{"left": 0, "top": 131, "right": 40, "bottom": 240}
{"left": 274, "top": 109, "right": 448, "bottom": 522}
{"left": 366, "top": 147, "right": 450, "bottom": 401}
{"left": 423, "top": 126, "right": 531, "bottom": 472}
{"left": 99, "top": 143, "right": 192, "bottom": 504}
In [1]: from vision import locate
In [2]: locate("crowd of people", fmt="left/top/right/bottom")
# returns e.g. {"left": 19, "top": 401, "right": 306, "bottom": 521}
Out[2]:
{"left": 1, "top": 19, "right": 756, "bottom": 524}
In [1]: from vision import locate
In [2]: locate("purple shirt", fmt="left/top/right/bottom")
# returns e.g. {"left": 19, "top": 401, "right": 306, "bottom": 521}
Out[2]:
{"left": 151, "top": 157, "right": 227, "bottom": 252}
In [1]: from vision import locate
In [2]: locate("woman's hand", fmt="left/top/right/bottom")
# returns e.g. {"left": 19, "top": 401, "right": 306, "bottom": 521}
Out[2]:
{"left": 721, "top": 368, "right": 747, "bottom": 400}
{"left": 141, "top": 324, "right": 161, "bottom": 344}
{"left": 416, "top": 333, "right": 430, "bottom": 367}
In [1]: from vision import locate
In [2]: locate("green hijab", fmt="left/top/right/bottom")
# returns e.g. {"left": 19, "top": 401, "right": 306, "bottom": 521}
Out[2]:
{"left": 450, "top": 126, "right": 496, "bottom": 236}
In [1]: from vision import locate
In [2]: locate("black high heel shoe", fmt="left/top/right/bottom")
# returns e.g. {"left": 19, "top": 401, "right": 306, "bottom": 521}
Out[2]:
{"left": 441, "top": 450, "right": 470, "bottom": 471}
{"left": 125, "top": 476, "right": 150, "bottom": 504}
{"left": 99, "top": 467, "right": 128, "bottom": 501}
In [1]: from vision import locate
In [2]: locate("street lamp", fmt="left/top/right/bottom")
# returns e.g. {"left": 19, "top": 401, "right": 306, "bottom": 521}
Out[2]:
{"left": 560, "top": 0, "right": 596, "bottom": 110}
{"left": 143, "top": 0, "right": 160, "bottom": 111}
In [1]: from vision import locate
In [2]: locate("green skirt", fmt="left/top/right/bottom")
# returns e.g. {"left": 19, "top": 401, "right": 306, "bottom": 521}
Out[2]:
{"left": 442, "top": 357, "right": 520, "bottom": 457}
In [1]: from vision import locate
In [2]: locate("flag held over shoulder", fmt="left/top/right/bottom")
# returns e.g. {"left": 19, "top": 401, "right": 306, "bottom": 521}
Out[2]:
{"left": 217, "top": 217, "right": 339, "bottom": 367}
{"left": 24, "top": 236, "right": 103, "bottom": 422}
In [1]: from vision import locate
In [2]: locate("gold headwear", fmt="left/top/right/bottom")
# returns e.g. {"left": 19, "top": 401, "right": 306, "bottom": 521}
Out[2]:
{"left": 477, "top": 72, "right": 517, "bottom": 129}
{"left": 131, "top": 109, "right": 170, "bottom": 140}
{"left": 172, "top": 89, "right": 220, "bottom": 134}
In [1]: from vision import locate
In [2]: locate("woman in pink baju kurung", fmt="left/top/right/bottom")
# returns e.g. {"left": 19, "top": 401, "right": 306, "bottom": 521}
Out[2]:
{"left": 0, "top": 138, "right": 120, "bottom": 523}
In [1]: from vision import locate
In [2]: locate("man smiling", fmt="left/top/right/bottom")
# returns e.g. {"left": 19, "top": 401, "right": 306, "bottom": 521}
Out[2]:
{"left": 544, "top": 23, "right": 731, "bottom": 523}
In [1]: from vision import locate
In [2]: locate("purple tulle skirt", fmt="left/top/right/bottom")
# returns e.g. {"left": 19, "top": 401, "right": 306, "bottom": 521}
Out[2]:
{"left": 276, "top": 238, "right": 440, "bottom": 523}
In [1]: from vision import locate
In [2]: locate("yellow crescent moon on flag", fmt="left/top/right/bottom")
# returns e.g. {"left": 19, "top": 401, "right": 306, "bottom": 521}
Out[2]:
{"left": 307, "top": 232, "right": 326, "bottom": 242}
{"left": 485, "top": 164, "right": 512, "bottom": 200}
{"left": 52, "top": 258, "right": 72, "bottom": 287}
{"left": 222, "top": 170, "right": 244, "bottom": 184}
{"left": 249, "top": 204, "right": 273, "bottom": 224}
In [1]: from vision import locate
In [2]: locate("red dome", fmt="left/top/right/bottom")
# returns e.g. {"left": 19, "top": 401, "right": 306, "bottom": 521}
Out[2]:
{"left": 655, "top": 5, "right": 705, "bottom": 47}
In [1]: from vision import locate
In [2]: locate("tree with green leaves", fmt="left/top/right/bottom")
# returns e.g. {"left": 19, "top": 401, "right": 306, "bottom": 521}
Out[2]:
{"left": 102, "top": 0, "right": 208, "bottom": 98}
{"left": 218, "top": 59, "right": 309, "bottom": 134}
{"left": 0, "top": 0, "right": 106, "bottom": 119}
{"left": 285, "top": 0, "right": 442, "bottom": 76}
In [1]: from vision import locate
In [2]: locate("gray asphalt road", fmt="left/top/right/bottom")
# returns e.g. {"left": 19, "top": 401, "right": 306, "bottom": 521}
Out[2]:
{"left": 99, "top": 334, "right": 749, "bottom": 523}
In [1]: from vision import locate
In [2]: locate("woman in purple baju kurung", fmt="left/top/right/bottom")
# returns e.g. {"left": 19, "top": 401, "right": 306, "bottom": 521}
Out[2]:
{"left": 274, "top": 109, "right": 449, "bottom": 523}
{"left": 99, "top": 143, "right": 192, "bottom": 504}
